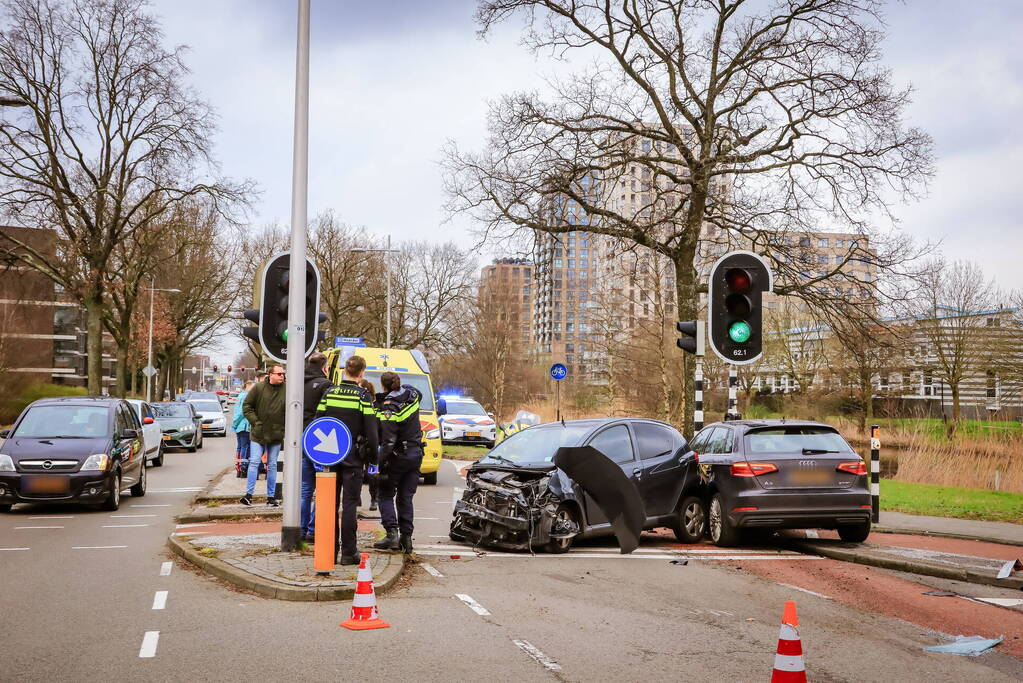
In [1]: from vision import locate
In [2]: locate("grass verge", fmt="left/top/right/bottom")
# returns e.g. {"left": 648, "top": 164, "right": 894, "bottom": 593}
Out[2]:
{"left": 880, "top": 479, "right": 1023, "bottom": 524}
{"left": 443, "top": 444, "right": 488, "bottom": 461}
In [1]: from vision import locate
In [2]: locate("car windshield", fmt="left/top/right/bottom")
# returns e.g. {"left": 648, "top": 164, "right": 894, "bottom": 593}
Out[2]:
{"left": 153, "top": 403, "right": 191, "bottom": 418}
{"left": 745, "top": 427, "right": 853, "bottom": 454}
{"left": 190, "top": 401, "right": 222, "bottom": 412}
{"left": 12, "top": 405, "right": 109, "bottom": 438}
{"left": 479, "top": 424, "right": 591, "bottom": 465}
{"left": 446, "top": 401, "right": 486, "bottom": 416}
{"left": 363, "top": 371, "right": 435, "bottom": 411}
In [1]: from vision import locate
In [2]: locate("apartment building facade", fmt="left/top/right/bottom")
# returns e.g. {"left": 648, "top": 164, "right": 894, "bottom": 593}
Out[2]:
{"left": 479, "top": 258, "right": 534, "bottom": 345}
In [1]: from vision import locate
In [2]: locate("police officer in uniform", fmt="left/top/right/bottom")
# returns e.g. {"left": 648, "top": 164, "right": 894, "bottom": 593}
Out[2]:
{"left": 372, "top": 371, "right": 423, "bottom": 554}
{"left": 315, "top": 355, "right": 378, "bottom": 565}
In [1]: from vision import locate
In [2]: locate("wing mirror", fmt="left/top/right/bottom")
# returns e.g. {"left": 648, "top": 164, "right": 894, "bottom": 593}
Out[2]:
{"left": 487, "top": 412, "right": 495, "bottom": 419}
{"left": 143, "top": 417, "right": 155, "bottom": 424}
{"left": 121, "top": 428, "right": 139, "bottom": 440}
{"left": 0, "top": 428, "right": 9, "bottom": 438}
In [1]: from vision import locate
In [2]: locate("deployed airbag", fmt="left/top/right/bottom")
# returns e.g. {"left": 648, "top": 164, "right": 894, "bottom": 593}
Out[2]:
{"left": 553, "top": 446, "right": 644, "bottom": 554}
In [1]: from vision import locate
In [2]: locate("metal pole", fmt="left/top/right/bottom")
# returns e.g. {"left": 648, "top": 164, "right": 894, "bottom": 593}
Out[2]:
{"left": 870, "top": 424, "right": 880, "bottom": 524}
{"left": 727, "top": 368, "right": 738, "bottom": 420}
{"left": 694, "top": 358, "right": 704, "bottom": 434}
{"left": 146, "top": 283, "right": 155, "bottom": 403}
{"left": 556, "top": 379, "right": 561, "bottom": 422}
{"left": 385, "top": 234, "right": 391, "bottom": 348}
{"left": 281, "top": 0, "right": 310, "bottom": 552}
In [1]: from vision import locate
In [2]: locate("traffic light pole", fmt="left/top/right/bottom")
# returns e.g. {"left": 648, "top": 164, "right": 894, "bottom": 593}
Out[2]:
{"left": 280, "top": 0, "right": 310, "bottom": 553}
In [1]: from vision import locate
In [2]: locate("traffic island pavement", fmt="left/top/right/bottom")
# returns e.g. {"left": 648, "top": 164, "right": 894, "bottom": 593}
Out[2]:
{"left": 875, "top": 511, "right": 1023, "bottom": 547}
{"left": 167, "top": 518, "right": 406, "bottom": 601}
{"left": 783, "top": 530, "right": 1023, "bottom": 590}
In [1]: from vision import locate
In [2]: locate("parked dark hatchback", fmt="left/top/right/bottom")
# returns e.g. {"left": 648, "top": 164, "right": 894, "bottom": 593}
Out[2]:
{"left": 0, "top": 397, "right": 147, "bottom": 512}
{"left": 450, "top": 418, "right": 706, "bottom": 552}
{"left": 692, "top": 420, "right": 871, "bottom": 546}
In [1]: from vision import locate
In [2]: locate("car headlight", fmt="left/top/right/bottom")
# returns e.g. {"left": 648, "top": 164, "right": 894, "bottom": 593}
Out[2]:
{"left": 0, "top": 454, "right": 14, "bottom": 472}
{"left": 425, "top": 428, "right": 440, "bottom": 439}
{"left": 81, "top": 453, "right": 110, "bottom": 471}
{"left": 182, "top": 424, "right": 195, "bottom": 432}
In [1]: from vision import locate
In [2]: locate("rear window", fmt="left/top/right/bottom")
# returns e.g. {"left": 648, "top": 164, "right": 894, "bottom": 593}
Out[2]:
{"left": 153, "top": 403, "right": 191, "bottom": 418}
{"left": 633, "top": 422, "right": 680, "bottom": 460}
{"left": 13, "top": 405, "right": 109, "bottom": 438}
{"left": 190, "top": 401, "right": 222, "bottom": 412}
{"left": 446, "top": 401, "right": 487, "bottom": 416}
{"left": 745, "top": 427, "right": 853, "bottom": 454}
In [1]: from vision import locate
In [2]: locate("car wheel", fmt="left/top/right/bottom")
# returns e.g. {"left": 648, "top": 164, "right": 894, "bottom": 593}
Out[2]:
{"left": 130, "top": 462, "right": 147, "bottom": 497}
{"left": 422, "top": 471, "right": 438, "bottom": 486}
{"left": 0, "top": 504, "right": 11, "bottom": 513}
{"left": 545, "top": 504, "right": 578, "bottom": 554}
{"left": 673, "top": 495, "right": 706, "bottom": 544}
{"left": 837, "top": 521, "right": 871, "bottom": 543}
{"left": 153, "top": 446, "right": 164, "bottom": 467}
{"left": 102, "top": 472, "right": 122, "bottom": 511}
{"left": 708, "top": 493, "right": 740, "bottom": 547}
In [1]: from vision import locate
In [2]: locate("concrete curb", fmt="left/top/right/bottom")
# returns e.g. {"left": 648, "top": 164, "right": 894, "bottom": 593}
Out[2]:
{"left": 167, "top": 534, "right": 407, "bottom": 601}
{"left": 873, "top": 525, "right": 1023, "bottom": 548}
{"left": 176, "top": 509, "right": 283, "bottom": 524}
{"left": 789, "top": 540, "right": 1023, "bottom": 590}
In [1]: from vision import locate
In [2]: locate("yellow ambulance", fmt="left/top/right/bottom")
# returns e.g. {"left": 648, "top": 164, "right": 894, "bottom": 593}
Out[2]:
{"left": 323, "top": 344, "right": 443, "bottom": 484}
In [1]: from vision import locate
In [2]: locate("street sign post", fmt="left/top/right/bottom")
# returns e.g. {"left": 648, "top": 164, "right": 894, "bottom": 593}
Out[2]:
{"left": 302, "top": 416, "right": 352, "bottom": 574}
{"left": 142, "top": 365, "right": 157, "bottom": 378}
{"left": 550, "top": 363, "right": 567, "bottom": 422}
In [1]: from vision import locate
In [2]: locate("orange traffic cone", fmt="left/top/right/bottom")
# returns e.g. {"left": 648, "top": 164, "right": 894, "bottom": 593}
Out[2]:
{"left": 771, "top": 601, "right": 807, "bottom": 682}
{"left": 340, "top": 552, "right": 390, "bottom": 631}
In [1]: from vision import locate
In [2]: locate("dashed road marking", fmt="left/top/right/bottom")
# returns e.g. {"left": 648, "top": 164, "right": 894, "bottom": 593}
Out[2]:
{"left": 111, "top": 514, "right": 157, "bottom": 518}
{"left": 152, "top": 591, "right": 168, "bottom": 610}
{"left": 777, "top": 583, "right": 830, "bottom": 599}
{"left": 131, "top": 504, "right": 171, "bottom": 508}
{"left": 414, "top": 517, "right": 440, "bottom": 521}
{"left": 102, "top": 524, "right": 149, "bottom": 528}
{"left": 73, "top": 545, "right": 127, "bottom": 549}
{"left": 28, "top": 516, "right": 73, "bottom": 519}
{"left": 148, "top": 487, "right": 202, "bottom": 493}
{"left": 421, "top": 563, "right": 444, "bottom": 578}
{"left": 14, "top": 526, "right": 63, "bottom": 529}
{"left": 160, "top": 561, "right": 173, "bottom": 576}
{"left": 514, "top": 639, "right": 562, "bottom": 672}
{"left": 174, "top": 523, "right": 212, "bottom": 529}
{"left": 139, "top": 631, "right": 160, "bottom": 658}
{"left": 455, "top": 593, "right": 491, "bottom": 616}
{"left": 0, "top": 547, "right": 30, "bottom": 551}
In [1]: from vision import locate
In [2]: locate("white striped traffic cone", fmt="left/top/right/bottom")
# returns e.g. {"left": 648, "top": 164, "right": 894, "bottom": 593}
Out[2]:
{"left": 340, "top": 552, "right": 390, "bottom": 631}
{"left": 771, "top": 600, "right": 807, "bottom": 682}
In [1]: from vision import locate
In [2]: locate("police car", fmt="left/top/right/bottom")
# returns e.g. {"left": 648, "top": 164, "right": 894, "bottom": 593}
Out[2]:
{"left": 438, "top": 396, "right": 497, "bottom": 448}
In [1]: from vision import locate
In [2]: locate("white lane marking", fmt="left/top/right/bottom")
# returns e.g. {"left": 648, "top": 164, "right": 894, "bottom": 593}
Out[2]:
{"left": 28, "top": 516, "right": 74, "bottom": 519}
{"left": 148, "top": 487, "right": 202, "bottom": 493}
{"left": 968, "top": 597, "right": 1023, "bottom": 608}
{"left": 777, "top": 583, "right": 830, "bottom": 599}
{"left": 429, "top": 535, "right": 450, "bottom": 538}
{"left": 452, "top": 486, "right": 463, "bottom": 504}
{"left": 73, "top": 545, "right": 128, "bottom": 549}
{"left": 139, "top": 631, "right": 160, "bottom": 658}
{"left": 414, "top": 517, "right": 440, "bottom": 521}
{"left": 514, "top": 639, "right": 562, "bottom": 672}
{"left": 14, "top": 526, "right": 63, "bottom": 529}
{"left": 421, "top": 563, "right": 444, "bottom": 578}
{"left": 0, "top": 547, "right": 30, "bottom": 551}
{"left": 174, "top": 523, "right": 212, "bottom": 529}
{"left": 111, "top": 514, "right": 157, "bottom": 518}
{"left": 131, "top": 504, "right": 171, "bottom": 508}
{"left": 419, "top": 550, "right": 823, "bottom": 561}
{"left": 456, "top": 594, "right": 491, "bottom": 616}
{"left": 160, "top": 561, "right": 173, "bottom": 576}
{"left": 804, "top": 530, "right": 820, "bottom": 539}
{"left": 152, "top": 591, "right": 168, "bottom": 610}
{"left": 435, "top": 501, "right": 455, "bottom": 504}
{"left": 102, "top": 524, "right": 149, "bottom": 528}
{"left": 424, "top": 543, "right": 803, "bottom": 556}
{"left": 171, "top": 531, "right": 211, "bottom": 537}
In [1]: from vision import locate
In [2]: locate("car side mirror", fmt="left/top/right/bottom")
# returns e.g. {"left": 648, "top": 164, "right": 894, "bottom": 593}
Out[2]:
{"left": 121, "top": 429, "right": 139, "bottom": 440}
{"left": 487, "top": 412, "right": 495, "bottom": 419}
{"left": 143, "top": 417, "right": 154, "bottom": 424}
{"left": 0, "top": 428, "right": 9, "bottom": 438}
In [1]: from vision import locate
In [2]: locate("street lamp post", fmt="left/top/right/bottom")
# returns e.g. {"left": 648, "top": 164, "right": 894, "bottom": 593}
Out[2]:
{"left": 352, "top": 235, "right": 400, "bottom": 348}
{"left": 144, "top": 283, "right": 180, "bottom": 403}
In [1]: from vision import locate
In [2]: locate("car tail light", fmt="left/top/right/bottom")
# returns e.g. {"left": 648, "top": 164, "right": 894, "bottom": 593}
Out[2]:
{"left": 730, "top": 462, "right": 778, "bottom": 477}
{"left": 837, "top": 461, "right": 867, "bottom": 475}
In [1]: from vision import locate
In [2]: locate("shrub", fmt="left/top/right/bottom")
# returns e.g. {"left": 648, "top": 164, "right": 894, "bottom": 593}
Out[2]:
{"left": 2, "top": 382, "right": 89, "bottom": 425}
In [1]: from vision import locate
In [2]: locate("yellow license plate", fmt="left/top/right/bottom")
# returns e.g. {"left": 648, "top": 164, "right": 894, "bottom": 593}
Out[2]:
{"left": 466, "top": 431, "right": 480, "bottom": 437}
{"left": 202, "top": 425, "right": 215, "bottom": 429}
{"left": 791, "top": 470, "right": 833, "bottom": 486}
{"left": 22, "top": 475, "right": 70, "bottom": 494}
{"left": 162, "top": 435, "right": 171, "bottom": 441}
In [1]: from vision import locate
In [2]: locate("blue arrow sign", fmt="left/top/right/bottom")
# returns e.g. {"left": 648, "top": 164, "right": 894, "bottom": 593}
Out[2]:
{"left": 550, "top": 363, "right": 568, "bottom": 381}
{"left": 301, "top": 417, "right": 353, "bottom": 467}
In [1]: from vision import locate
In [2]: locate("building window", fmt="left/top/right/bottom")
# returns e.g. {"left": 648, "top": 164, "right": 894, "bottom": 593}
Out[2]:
{"left": 817, "top": 238, "right": 829, "bottom": 247}
{"left": 554, "top": 259, "right": 563, "bottom": 268}
{"left": 835, "top": 255, "right": 844, "bottom": 265}
{"left": 986, "top": 370, "right": 998, "bottom": 398}
{"left": 799, "top": 236, "right": 810, "bottom": 247}
{"left": 922, "top": 370, "right": 933, "bottom": 397}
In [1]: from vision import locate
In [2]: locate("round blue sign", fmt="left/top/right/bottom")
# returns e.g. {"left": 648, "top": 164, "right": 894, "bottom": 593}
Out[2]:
{"left": 550, "top": 363, "right": 568, "bottom": 381}
{"left": 301, "top": 417, "right": 353, "bottom": 467}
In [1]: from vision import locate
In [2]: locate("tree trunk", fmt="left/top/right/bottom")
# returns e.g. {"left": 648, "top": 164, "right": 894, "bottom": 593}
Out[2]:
{"left": 948, "top": 385, "right": 961, "bottom": 440}
{"left": 114, "top": 343, "right": 129, "bottom": 397}
{"left": 84, "top": 296, "right": 104, "bottom": 395}
{"left": 672, "top": 241, "right": 699, "bottom": 439}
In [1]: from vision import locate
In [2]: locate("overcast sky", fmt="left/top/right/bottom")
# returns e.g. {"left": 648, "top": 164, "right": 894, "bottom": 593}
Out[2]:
{"left": 152, "top": 1, "right": 1022, "bottom": 360}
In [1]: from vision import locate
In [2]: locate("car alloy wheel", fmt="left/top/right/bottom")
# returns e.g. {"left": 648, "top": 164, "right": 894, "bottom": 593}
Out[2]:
{"left": 102, "top": 473, "right": 122, "bottom": 511}
{"left": 708, "top": 493, "right": 740, "bottom": 547}
{"left": 545, "top": 504, "right": 578, "bottom": 554}
{"left": 708, "top": 496, "right": 722, "bottom": 542}
{"left": 674, "top": 495, "right": 706, "bottom": 543}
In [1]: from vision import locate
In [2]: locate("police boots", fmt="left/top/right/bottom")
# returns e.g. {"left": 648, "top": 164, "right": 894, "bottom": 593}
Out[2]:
{"left": 373, "top": 528, "right": 399, "bottom": 551}
{"left": 399, "top": 532, "right": 413, "bottom": 554}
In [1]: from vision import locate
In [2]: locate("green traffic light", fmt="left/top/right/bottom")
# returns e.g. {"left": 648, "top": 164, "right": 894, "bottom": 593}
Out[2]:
{"left": 280, "top": 328, "right": 288, "bottom": 342}
{"left": 728, "top": 321, "right": 751, "bottom": 343}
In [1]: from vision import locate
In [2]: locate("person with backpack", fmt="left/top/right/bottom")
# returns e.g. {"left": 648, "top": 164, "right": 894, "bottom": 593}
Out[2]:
{"left": 372, "top": 371, "right": 423, "bottom": 554}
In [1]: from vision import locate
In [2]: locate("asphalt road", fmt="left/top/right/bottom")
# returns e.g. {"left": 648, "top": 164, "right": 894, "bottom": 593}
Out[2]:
{"left": 1, "top": 434, "right": 1019, "bottom": 681}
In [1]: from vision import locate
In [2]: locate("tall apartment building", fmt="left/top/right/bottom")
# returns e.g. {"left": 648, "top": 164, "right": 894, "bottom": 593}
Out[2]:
{"left": 480, "top": 258, "right": 534, "bottom": 345}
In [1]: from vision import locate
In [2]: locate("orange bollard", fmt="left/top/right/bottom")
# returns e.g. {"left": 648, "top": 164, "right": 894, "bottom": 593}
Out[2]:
{"left": 314, "top": 472, "right": 336, "bottom": 574}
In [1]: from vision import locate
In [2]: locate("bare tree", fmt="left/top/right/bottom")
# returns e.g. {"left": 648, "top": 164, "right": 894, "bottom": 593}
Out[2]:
{"left": 0, "top": 0, "right": 249, "bottom": 393}
{"left": 390, "top": 242, "right": 477, "bottom": 350}
{"left": 446, "top": 0, "right": 933, "bottom": 430}
{"left": 916, "top": 259, "right": 1000, "bottom": 437}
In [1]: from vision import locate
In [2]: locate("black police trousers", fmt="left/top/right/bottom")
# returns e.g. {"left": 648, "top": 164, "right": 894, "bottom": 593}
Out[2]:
{"left": 378, "top": 465, "right": 420, "bottom": 536}
{"left": 333, "top": 466, "right": 364, "bottom": 560}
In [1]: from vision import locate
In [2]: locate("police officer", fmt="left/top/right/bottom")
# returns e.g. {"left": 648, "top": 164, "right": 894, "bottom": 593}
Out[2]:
{"left": 315, "top": 355, "right": 378, "bottom": 565}
{"left": 373, "top": 371, "right": 423, "bottom": 554}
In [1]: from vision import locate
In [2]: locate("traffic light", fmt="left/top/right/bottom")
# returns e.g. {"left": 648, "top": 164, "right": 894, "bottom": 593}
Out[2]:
{"left": 243, "top": 251, "right": 324, "bottom": 364}
{"left": 707, "top": 250, "right": 772, "bottom": 364}
{"left": 227, "top": 364, "right": 232, "bottom": 373}
{"left": 239, "top": 365, "right": 246, "bottom": 372}
{"left": 212, "top": 364, "right": 219, "bottom": 373}
{"left": 676, "top": 320, "right": 705, "bottom": 356}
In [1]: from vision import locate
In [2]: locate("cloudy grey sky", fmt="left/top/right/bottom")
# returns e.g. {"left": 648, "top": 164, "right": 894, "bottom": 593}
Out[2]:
{"left": 154, "top": 0, "right": 1021, "bottom": 363}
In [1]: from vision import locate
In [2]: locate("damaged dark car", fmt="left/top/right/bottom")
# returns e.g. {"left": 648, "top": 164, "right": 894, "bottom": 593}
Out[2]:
{"left": 449, "top": 418, "right": 706, "bottom": 553}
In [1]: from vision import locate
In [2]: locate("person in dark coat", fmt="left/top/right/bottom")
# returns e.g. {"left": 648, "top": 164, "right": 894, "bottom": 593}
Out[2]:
{"left": 240, "top": 365, "right": 286, "bottom": 506}
{"left": 358, "top": 378, "right": 380, "bottom": 512}
{"left": 372, "top": 371, "right": 423, "bottom": 554}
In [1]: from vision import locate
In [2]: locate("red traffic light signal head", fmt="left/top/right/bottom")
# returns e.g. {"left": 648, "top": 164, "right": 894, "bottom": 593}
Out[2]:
{"left": 227, "top": 365, "right": 233, "bottom": 372}
{"left": 725, "top": 268, "right": 752, "bottom": 294}
{"left": 212, "top": 365, "right": 219, "bottom": 372}
{"left": 239, "top": 365, "right": 246, "bottom": 371}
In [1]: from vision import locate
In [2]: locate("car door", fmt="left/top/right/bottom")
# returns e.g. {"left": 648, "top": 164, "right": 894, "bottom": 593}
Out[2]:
{"left": 113, "top": 405, "right": 139, "bottom": 485}
{"left": 580, "top": 424, "right": 637, "bottom": 527}
{"left": 139, "top": 402, "right": 160, "bottom": 457}
{"left": 630, "top": 421, "right": 690, "bottom": 520}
